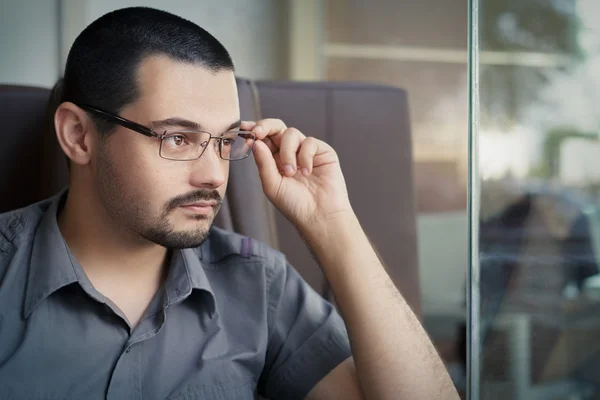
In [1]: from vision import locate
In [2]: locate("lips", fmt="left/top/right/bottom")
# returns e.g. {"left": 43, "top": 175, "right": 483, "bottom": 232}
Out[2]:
{"left": 180, "top": 201, "right": 217, "bottom": 215}
{"left": 181, "top": 201, "right": 218, "bottom": 207}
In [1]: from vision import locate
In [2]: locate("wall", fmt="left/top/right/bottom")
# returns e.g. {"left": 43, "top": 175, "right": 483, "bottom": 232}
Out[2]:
{"left": 0, "top": 0, "right": 60, "bottom": 87}
{"left": 0, "top": 1, "right": 286, "bottom": 86}
{"left": 59, "top": 0, "right": 287, "bottom": 81}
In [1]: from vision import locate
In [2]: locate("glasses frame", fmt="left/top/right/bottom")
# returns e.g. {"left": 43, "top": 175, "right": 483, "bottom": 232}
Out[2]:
{"left": 78, "top": 104, "right": 256, "bottom": 161}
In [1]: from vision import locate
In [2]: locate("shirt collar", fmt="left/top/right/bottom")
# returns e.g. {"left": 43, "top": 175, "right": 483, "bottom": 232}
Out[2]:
{"left": 166, "top": 248, "right": 216, "bottom": 318}
{"left": 24, "top": 189, "right": 217, "bottom": 319}
{"left": 24, "top": 189, "right": 79, "bottom": 318}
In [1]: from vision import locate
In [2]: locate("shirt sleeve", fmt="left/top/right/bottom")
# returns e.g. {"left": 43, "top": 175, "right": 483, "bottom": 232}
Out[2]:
{"left": 257, "top": 260, "right": 352, "bottom": 400}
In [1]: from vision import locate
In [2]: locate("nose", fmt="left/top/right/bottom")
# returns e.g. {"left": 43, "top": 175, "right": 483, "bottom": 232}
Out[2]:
{"left": 188, "top": 141, "right": 227, "bottom": 189}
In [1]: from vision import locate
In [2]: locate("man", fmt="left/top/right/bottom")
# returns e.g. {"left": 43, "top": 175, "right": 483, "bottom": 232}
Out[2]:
{"left": 0, "top": 7, "right": 459, "bottom": 400}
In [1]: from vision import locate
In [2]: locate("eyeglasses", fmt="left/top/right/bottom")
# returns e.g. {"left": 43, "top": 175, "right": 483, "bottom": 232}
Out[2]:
{"left": 79, "top": 105, "right": 256, "bottom": 161}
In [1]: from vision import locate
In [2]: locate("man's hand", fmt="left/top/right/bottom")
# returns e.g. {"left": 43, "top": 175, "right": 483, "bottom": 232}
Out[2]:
{"left": 244, "top": 118, "right": 460, "bottom": 400}
{"left": 243, "top": 119, "right": 353, "bottom": 230}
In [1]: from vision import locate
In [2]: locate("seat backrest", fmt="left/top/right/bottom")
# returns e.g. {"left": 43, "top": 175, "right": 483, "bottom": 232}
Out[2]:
{"left": 0, "top": 80, "right": 420, "bottom": 315}
{"left": 255, "top": 81, "right": 421, "bottom": 315}
{"left": 0, "top": 85, "right": 59, "bottom": 212}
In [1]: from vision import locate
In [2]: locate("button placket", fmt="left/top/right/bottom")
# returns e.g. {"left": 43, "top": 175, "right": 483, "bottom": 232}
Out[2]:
{"left": 107, "top": 343, "right": 141, "bottom": 400}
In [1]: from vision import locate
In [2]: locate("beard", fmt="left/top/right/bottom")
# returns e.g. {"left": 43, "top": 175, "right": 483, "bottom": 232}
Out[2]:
{"left": 96, "top": 144, "right": 222, "bottom": 249}
{"left": 142, "top": 190, "right": 223, "bottom": 248}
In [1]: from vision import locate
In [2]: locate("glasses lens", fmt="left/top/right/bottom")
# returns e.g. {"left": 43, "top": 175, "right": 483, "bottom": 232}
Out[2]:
{"left": 159, "top": 131, "right": 256, "bottom": 161}
{"left": 220, "top": 131, "right": 256, "bottom": 160}
{"left": 160, "top": 131, "right": 211, "bottom": 160}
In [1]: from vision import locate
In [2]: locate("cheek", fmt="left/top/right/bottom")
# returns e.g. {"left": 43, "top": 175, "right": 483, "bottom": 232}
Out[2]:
{"left": 220, "top": 161, "right": 231, "bottom": 191}
{"left": 222, "top": 160, "right": 231, "bottom": 176}
{"left": 104, "top": 139, "right": 174, "bottom": 205}
{"left": 143, "top": 163, "right": 184, "bottom": 202}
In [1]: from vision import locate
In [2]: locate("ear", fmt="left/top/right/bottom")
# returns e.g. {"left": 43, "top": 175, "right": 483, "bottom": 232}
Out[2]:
{"left": 54, "top": 102, "right": 96, "bottom": 166}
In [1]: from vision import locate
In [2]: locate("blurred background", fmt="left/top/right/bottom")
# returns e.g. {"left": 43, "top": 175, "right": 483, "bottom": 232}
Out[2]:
{"left": 475, "top": 0, "right": 600, "bottom": 399}
{"left": 2, "top": 0, "right": 600, "bottom": 399}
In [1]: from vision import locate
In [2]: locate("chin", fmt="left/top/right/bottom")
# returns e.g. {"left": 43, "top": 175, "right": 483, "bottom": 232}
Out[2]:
{"left": 143, "top": 224, "right": 212, "bottom": 249}
{"left": 157, "top": 230, "right": 210, "bottom": 249}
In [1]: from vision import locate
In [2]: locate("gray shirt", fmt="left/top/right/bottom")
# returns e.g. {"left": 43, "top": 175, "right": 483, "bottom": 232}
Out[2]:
{"left": 0, "top": 191, "right": 351, "bottom": 400}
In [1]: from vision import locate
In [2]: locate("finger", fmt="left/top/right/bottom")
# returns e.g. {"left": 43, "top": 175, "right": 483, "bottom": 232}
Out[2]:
{"left": 278, "top": 128, "right": 306, "bottom": 176}
{"left": 262, "top": 137, "right": 279, "bottom": 154}
{"left": 273, "top": 152, "right": 285, "bottom": 174}
{"left": 252, "top": 140, "right": 281, "bottom": 193}
{"left": 242, "top": 120, "right": 278, "bottom": 153}
{"left": 297, "top": 137, "right": 319, "bottom": 176}
{"left": 240, "top": 120, "right": 256, "bottom": 131}
{"left": 252, "top": 118, "right": 288, "bottom": 142}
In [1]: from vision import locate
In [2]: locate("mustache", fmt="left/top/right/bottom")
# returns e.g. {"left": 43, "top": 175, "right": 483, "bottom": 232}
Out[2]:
{"left": 166, "top": 190, "right": 223, "bottom": 211}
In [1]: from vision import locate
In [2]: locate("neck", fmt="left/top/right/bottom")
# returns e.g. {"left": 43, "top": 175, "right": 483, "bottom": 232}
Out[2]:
{"left": 58, "top": 183, "right": 168, "bottom": 288}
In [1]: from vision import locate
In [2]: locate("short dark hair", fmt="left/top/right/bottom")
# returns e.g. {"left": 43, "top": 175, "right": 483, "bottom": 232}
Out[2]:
{"left": 61, "top": 6, "right": 234, "bottom": 134}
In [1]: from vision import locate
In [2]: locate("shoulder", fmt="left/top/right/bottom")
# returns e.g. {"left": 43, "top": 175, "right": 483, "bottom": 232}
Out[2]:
{"left": 0, "top": 199, "right": 51, "bottom": 253}
{"left": 196, "top": 227, "right": 294, "bottom": 312}
{"left": 0, "top": 198, "right": 53, "bottom": 287}
{"left": 198, "top": 226, "right": 288, "bottom": 272}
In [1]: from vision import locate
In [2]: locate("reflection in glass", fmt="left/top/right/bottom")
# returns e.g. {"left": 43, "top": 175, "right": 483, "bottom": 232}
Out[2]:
{"left": 472, "top": 0, "right": 600, "bottom": 399}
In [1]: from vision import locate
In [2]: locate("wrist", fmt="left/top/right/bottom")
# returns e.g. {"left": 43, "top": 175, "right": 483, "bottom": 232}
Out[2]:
{"left": 301, "top": 207, "right": 355, "bottom": 234}
{"left": 299, "top": 209, "right": 362, "bottom": 255}
{"left": 301, "top": 209, "right": 384, "bottom": 288}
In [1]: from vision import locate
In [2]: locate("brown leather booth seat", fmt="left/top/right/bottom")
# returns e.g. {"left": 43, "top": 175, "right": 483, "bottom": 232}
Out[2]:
{"left": 0, "top": 79, "right": 420, "bottom": 316}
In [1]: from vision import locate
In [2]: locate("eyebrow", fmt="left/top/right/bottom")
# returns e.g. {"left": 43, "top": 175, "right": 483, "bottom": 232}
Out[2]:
{"left": 150, "top": 118, "right": 242, "bottom": 133}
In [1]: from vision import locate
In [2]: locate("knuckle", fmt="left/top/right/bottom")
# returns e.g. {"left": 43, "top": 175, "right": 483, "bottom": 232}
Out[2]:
{"left": 284, "top": 127, "right": 299, "bottom": 134}
{"left": 304, "top": 137, "right": 320, "bottom": 150}
{"left": 285, "top": 127, "right": 305, "bottom": 141}
{"left": 282, "top": 134, "right": 300, "bottom": 146}
{"left": 264, "top": 118, "right": 286, "bottom": 127}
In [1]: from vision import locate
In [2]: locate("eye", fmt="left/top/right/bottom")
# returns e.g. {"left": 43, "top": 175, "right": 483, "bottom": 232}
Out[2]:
{"left": 164, "top": 134, "right": 187, "bottom": 147}
{"left": 221, "top": 138, "right": 234, "bottom": 147}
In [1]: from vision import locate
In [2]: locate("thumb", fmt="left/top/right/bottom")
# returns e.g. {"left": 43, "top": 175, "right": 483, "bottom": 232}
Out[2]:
{"left": 252, "top": 140, "right": 281, "bottom": 194}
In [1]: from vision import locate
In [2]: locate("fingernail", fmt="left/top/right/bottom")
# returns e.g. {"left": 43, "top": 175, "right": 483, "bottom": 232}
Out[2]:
{"left": 254, "top": 126, "right": 263, "bottom": 134}
{"left": 301, "top": 168, "right": 309, "bottom": 177}
{"left": 284, "top": 165, "right": 295, "bottom": 175}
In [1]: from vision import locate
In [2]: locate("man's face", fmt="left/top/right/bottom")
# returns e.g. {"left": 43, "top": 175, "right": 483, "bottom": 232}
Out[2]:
{"left": 93, "top": 55, "right": 239, "bottom": 248}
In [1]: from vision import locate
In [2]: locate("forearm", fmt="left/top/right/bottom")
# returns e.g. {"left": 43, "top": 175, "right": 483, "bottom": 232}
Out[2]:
{"left": 301, "top": 212, "right": 459, "bottom": 400}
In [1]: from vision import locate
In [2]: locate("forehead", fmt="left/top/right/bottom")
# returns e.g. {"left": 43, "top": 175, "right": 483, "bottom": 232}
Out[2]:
{"left": 130, "top": 55, "right": 239, "bottom": 130}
